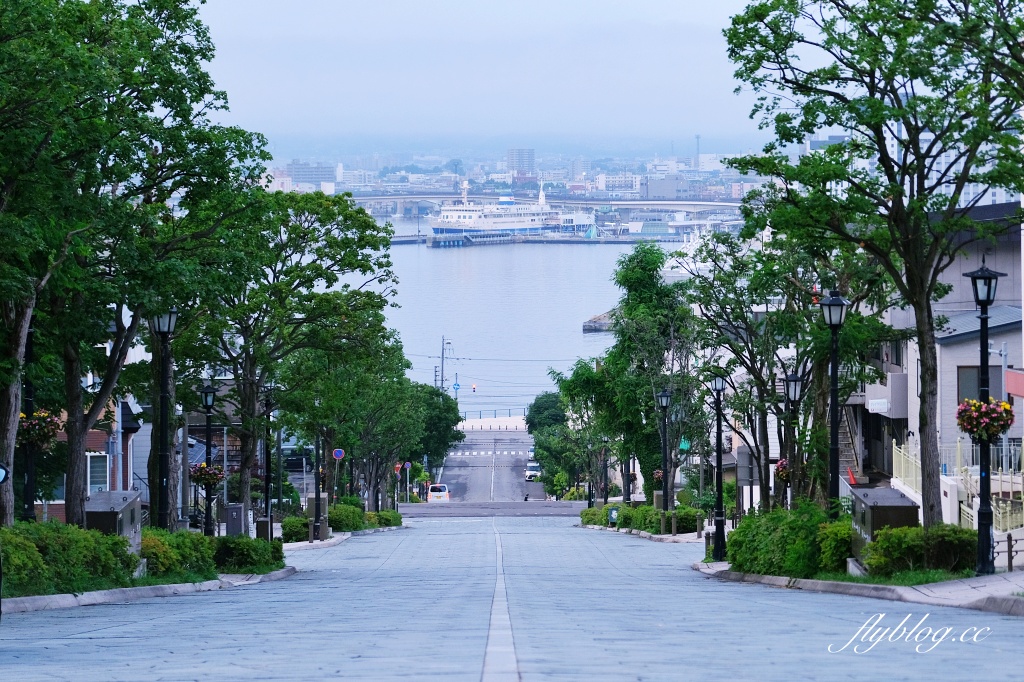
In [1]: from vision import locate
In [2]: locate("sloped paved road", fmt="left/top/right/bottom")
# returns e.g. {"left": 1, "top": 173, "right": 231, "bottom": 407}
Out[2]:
{"left": 1, "top": 517, "right": 1019, "bottom": 681}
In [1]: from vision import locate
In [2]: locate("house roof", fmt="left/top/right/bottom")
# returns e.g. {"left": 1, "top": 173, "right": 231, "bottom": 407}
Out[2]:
{"left": 935, "top": 305, "right": 1022, "bottom": 345}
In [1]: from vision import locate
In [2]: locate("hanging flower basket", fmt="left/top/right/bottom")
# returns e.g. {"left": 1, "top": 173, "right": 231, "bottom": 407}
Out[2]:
{"left": 775, "top": 458, "right": 790, "bottom": 484}
{"left": 956, "top": 398, "right": 1014, "bottom": 441}
{"left": 652, "top": 469, "right": 664, "bottom": 482}
{"left": 17, "top": 410, "right": 61, "bottom": 449}
{"left": 190, "top": 462, "right": 226, "bottom": 488}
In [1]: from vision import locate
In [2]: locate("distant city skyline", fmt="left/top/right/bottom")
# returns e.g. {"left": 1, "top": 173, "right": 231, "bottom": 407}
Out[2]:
{"left": 198, "top": 1, "right": 770, "bottom": 160}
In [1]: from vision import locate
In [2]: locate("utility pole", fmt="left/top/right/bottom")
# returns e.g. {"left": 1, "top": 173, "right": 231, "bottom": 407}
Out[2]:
{"left": 440, "top": 337, "right": 453, "bottom": 395}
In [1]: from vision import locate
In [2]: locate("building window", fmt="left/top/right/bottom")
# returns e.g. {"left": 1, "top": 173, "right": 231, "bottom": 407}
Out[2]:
{"left": 88, "top": 452, "right": 109, "bottom": 493}
{"left": 957, "top": 366, "right": 1004, "bottom": 405}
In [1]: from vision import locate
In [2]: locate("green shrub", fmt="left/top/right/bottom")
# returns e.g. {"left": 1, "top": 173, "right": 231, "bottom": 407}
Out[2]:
{"left": 579, "top": 507, "right": 602, "bottom": 525}
{"left": 165, "top": 531, "right": 216, "bottom": 578}
{"left": 563, "top": 486, "right": 587, "bottom": 501}
{"left": 818, "top": 516, "right": 854, "bottom": 573}
{"left": 378, "top": 509, "right": 402, "bottom": 527}
{"left": 335, "top": 495, "right": 364, "bottom": 511}
{"left": 0, "top": 527, "right": 49, "bottom": 597}
{"left": 328, "top": 503, "right": 364, "bottom": 531}
{"left": 364, "top": 511, "right": 380, "bottom": 528}
{"left": 863, "top": 526, "right": 926, "bottom": 576}
{"left": 213, "top": 536, "right": 284, "bottom": 573}
{"left": 615, "top": 506, "right": 633, "bottom": 528}
{"left": 408, "top": 494, "right": 423, "bottom": 503}
{"left": 726, "top": 500, "right": 829, "bottom": 579}
{"left": 627, "top": 505, "right": 661, "bottom": 533}
{"left": 15, "top": 521, "right": 136, "bottom": 592}
{"left": 281, "top": 516, "right": 309, "bottom": 543}
{"left": 673, "top": 507, "right": 704, "bottom": 533}
{"left": 141, "top": 530, "right": 181, "bottom": 576}
{"left": 924, "top": 523, "right": 976, "bottom": 573}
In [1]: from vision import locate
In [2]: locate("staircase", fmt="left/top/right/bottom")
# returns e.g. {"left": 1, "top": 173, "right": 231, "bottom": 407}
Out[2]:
{"left": 839, "top": 406, "right": 867, "bottom": 484}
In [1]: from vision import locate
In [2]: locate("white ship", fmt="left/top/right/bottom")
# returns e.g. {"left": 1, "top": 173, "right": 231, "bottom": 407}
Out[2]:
{"left": 431, "top": 182, "right": 594, "bottom": 235}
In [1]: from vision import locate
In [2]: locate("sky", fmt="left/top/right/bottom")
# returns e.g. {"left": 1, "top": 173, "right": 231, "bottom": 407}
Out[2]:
{"left": 198, "top": 0, "right": 769, "bottom": 158}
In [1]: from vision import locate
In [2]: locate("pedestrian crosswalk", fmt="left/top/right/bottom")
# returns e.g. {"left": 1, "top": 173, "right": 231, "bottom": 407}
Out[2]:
{"left": 450, "top": 450, "right": 530, "bottom": 457}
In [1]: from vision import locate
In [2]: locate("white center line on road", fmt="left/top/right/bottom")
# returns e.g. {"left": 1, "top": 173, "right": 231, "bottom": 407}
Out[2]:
{"left": 481, "top": 520, "right": 520, "bottom": 682}
{"left": 490, "top": 448, "right": 496, "bottom": 501}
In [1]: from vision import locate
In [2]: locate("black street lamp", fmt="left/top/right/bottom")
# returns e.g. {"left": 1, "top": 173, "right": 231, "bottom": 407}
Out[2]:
{"left": 657, "top": 388, "right": 672, "bottom": 520}
{"left": 200, "top": 383, "right": 217, "bottom": 537}
{"left": 966, "top": 257, "right": 1005, "bottom": 575}
{"left": 312, "top": 432, "right": 322, "bottom": 542}
{"left": 710, "top": 371, "right": 728, "bottom": 561}
{"left": 263, "top": 389, "right": 274, "bottom": 541}
{"left": 150, "top": 307, "right": 178, "bottom": 530}
{"left": 784, "top": 372, "right": 805, "bottom": 505}
{"left": 820, "top": 290, "right": 849, "bottom": 516}
{"left": 20, "top": 322, "right": 36, "bottom": 522}
{"left": 601, "top": 435, "right": 610, "bottom": 506}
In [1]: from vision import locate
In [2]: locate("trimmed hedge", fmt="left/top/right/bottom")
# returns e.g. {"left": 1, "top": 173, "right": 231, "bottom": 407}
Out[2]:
{"left": 378, "top": 509, "right": 402, "bottom": 527}
{"left": 281, "top": 516, "right": 309, "bottom": 543}
{"left": 0, "top": 521, "right": 138, "bottom": 597}
{"left": 213, "top": 536, "right": 284, "bottom": 573}
{"left": 579, "top": 504, "right": 704, "bottom": 535}
{"left": 335, "top": 496, "right": 364, "bottom": 511}
{"left": 726, "top": 502, "right": 831, "bottom": 579}
{"left": 863, "top": 523, "right": 975, "bottom": 577}
{"left": 328, "top": 503, "right": 364, "bottom": 531}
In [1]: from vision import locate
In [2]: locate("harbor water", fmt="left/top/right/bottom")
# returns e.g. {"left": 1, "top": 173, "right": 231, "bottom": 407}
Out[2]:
{"left": 382, "top": 221, "right": 637, "bottom": 417}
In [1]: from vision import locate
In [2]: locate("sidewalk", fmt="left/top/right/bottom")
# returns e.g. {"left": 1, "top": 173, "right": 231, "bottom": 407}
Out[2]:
{"left": 694, "top": 561, "right": 1024, "bottom": 617}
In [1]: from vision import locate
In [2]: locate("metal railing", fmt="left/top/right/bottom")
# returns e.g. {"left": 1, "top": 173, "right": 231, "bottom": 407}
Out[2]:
{"left": 960, "top": 502, "right": 976, "bottom": 529}
{"left": 939, "top": 438, "right": 1022, "bottom": 475}
{"left": 892, "top": 440, "right": 921, "bottom": 494}
{"left": 993, "top": 498, "right": 1024, "bottom": 534}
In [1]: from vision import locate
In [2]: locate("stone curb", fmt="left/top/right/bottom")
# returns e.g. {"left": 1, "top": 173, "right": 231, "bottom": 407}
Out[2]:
{"left": 351, "top": 525, "right": 406, "bottom": 536}
{"left": 692, "top": 562, "right": 1024, "bottom": 617}
{"left": 282, "top": 533, "right": 349, "bottom": 552}
{"left": 2, "top": 568, "right": 299, "bottom": 615}
{"left": 577, "top": 523, "right": 704, "bottom": 543}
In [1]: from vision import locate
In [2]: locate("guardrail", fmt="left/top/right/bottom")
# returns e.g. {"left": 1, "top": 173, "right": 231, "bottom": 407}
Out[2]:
{"left": 893, "top": 440, "right": 921, "bottom": 494}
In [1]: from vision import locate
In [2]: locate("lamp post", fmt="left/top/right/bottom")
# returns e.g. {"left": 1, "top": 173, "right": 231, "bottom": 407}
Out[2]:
{"left": 710, "top": 372, "right": 728, "bottom": 561}
{"left": 820, "top": 290, "right": 849, "bottom": 517}
{"left": 657, "top": 388, "right": 672, "bottom": 520}
{"left": 150, "top": 307, "right": 178, "bottom": 530}
{"left": 313, "top": 432, "right": 322, "bottom": 542}
{"left": 784, "top": 372, "right": 805, "bottom": 507}
{"left": 601, "top": 436, "right": 610, "bottom": 505}
{"left": 966, "top": 258, "right": 1004, "bottom": 575}
{"left": 200, "top": 384, "right": 216, "bottom": 537}
{"left": 263, "top": 390, "right": 273, "bottom": 541}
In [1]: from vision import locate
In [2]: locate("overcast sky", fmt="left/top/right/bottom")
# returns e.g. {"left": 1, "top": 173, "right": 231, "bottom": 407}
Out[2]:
{"left": 198, "top": 1, "right": 768, "bottom": 157}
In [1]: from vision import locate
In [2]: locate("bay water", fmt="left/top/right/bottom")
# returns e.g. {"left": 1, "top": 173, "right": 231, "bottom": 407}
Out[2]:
{"left": 382, "top": 221, "right": 637, "bottom": 417}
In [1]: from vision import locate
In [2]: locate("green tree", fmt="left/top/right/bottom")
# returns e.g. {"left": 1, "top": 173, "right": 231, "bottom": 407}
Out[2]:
{"left": 195, "top": 191, "right": 393, "bottom": 530}
{"left": 0, "top": 0, "right": 267, "bottom": 525}
{"left": 725, "top": 0, "right": 1024, "bottom": 525}
{"left": 525, "top": 392, "right": 566, "bottom": 434}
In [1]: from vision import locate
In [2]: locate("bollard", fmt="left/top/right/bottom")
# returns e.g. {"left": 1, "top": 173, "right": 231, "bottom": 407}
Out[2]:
{"left": 696, "top": 517, "right": 703, "bottom": 539}
{"left": 704, "top": 531, "right": 712, "bottom": 557}
{"left": 671, "top": 512, "right": 677, "bottom": 536}
{"left": 660, "top": 511, "right": 666, "bottom": 535}
{"left": 1008, "top": 534, "right": 1015, "bottom": 572}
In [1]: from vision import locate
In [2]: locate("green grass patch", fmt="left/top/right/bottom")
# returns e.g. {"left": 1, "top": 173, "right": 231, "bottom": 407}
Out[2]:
{"left": 813, "top": 569, "right": 974, "bottom": 587}
{"left": 131, "top": 570, "right": 218, "bottom": 588}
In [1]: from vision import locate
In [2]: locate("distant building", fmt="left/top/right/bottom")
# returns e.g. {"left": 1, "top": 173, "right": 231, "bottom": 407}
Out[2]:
{"left": 507, "top": 148, "right": 536, "bottom": 177}
{"left": 285, "top": 160, "right": 337, "bottom": 185}
{"left": 570, "top": 157, "right": 591, "bottom": 181}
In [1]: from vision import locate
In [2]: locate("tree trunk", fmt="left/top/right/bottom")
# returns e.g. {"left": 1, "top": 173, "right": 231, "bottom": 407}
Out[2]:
{"left": 916, "top": 306, "right": 943, "bottom": 528}
{"left": 758, "top": 401, "right": 772, "bottom": 509}
{"left": 63, "top": 342, "right": 88, "bottom": 526}
{"left": 238, "top": 429, "right": 256, "bottom": 535}
{"left": 0, "top": 302, "right": 32, "bottom": 527}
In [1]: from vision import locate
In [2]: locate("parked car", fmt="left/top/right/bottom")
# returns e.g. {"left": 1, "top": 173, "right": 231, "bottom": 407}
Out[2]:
{"left": 525, "top": 461, "right": 541, "bottom": 482}
{"left": 427, "top": 483, "right": 450, "bottom": 502}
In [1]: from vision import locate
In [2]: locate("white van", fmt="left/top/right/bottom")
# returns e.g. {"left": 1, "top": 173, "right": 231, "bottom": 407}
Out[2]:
{"left": 427, "top": 483, "right": 450, "bottom": 502}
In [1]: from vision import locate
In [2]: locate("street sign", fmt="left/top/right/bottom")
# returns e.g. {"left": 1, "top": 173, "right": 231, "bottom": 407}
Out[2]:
{"left": 393, "top": 463, "right": 402, "bottom": 473}
{"left": 679, "top": 438, "right": 691, "bottom": 452}
{"left": 333, "top": 448, "right": 345, "bottom": 460}
{"left": 453, "top": 382, "right": 460, "bottom": 391}
{"left": 404, "top": 461, "right": 411, "bottom": 469}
